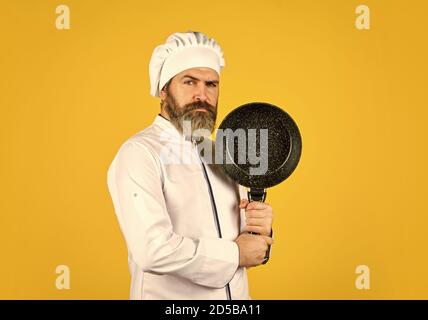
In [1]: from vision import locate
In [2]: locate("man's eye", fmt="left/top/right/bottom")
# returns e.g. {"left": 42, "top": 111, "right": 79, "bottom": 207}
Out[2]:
{"left": 184, "top": 80, "right": 194, "bottom": 85}
{"left": 208, "top": 83, "right": 217, "bottom": 87}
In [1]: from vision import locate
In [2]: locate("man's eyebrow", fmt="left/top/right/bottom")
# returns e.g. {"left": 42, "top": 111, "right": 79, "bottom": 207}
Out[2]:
{"left": 206, "top": 80, "right": 219, "bottom": 84}
{"left": 182, "top": 75, "right": 199, "bottom": 81}
{"left": 182, "top": 75, "right": 219, "bottom": 84}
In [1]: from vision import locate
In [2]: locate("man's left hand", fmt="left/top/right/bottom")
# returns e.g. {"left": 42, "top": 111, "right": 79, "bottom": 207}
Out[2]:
{"left": 239, "top": 199, "right": 273, "bottom": 237}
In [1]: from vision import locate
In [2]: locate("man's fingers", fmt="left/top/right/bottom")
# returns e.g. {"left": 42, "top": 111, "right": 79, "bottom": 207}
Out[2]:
{"left": 245, "top": 225, "right": 263, "bottom": 234}
{"left": 239, "top": 199, "right": 250, "bottom": 209}
{"left": 245, "top": 210, "right": 271, "bottom": 219}
{"left": 240, "top": 200, "right": 272, "bottom": 211}
{"left": 246, "top": 217, "right": 268, "bottom": 226}
{"left": 246, "top": 225, "right": 272, "bottom": 236}
{"left": 246, "top": 201, "right": 271, "bottom": 210}
{"left": 261, "top": 236, "right": 273, "bottom": 245}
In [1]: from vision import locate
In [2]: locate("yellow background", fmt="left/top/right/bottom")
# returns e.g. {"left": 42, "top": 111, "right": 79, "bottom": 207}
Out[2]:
{"left": 1, "top": 0, "right": 427, "bottom": 299}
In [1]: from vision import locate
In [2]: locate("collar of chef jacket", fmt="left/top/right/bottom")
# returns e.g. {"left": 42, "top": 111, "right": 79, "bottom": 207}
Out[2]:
{"left": 154, "top": 113, "right": 195, "bottom": 141}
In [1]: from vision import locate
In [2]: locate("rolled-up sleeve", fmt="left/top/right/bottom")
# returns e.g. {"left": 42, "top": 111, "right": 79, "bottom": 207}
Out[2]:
{"left": 107, "top": 141, "right": 239, "bottom": 288}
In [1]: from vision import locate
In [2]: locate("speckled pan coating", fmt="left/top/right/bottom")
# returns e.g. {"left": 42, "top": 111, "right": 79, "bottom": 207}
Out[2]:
{"left": 216, "top": 102, "right": 302, "bottom": 188}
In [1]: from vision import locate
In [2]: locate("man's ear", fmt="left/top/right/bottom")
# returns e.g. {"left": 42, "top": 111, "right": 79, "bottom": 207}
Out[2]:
{"left": 159, "top": 88, "right": 166, "bottom": 100}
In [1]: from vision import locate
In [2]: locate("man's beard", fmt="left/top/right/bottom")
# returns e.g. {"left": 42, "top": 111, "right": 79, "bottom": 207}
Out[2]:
{"left": 163, "top": 92, "right": 217, "bottom": 142}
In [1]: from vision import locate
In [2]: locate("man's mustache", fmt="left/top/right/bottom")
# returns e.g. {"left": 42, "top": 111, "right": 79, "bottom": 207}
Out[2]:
{"left": 183, "top": 101, "right": 216, "bottom": 114}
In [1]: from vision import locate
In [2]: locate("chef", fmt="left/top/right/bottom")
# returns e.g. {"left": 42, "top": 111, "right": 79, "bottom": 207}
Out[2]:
{"left": 107, "top": 31, "right": 274, "bottom": 300}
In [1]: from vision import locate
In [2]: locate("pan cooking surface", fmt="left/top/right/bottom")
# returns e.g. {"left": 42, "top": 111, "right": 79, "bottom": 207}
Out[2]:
{"left": 216, "top": 102, "right": 302, "bottom": 188}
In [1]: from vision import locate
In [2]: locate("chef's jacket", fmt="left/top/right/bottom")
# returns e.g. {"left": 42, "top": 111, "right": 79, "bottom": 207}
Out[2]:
{"left": 107, "top": 114, "right": 252, "bottom": 300}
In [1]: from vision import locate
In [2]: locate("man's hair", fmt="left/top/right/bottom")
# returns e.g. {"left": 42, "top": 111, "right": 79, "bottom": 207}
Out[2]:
{"left": 160, "top": 79, "right": 172, "bottom": 108}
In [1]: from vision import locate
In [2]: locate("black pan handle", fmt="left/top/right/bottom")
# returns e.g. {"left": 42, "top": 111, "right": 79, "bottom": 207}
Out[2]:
{"left": 247, "top": 188, "right": 267, "bottom": 202}
{"left": 246, "top": 188, "right": 270, "bottom": 264}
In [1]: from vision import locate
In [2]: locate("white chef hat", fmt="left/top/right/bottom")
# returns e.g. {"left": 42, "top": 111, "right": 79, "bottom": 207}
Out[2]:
{"left": 149, "top": 31, "right": 225, "bottom": 97}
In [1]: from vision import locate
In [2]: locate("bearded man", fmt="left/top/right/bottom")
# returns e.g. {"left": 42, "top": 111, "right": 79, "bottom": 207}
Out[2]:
{"left": 107, "top": 31, "right": 274, "bottom": 300}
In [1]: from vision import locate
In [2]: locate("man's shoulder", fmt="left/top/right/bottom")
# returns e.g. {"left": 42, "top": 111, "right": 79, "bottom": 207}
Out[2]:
{"left": 108, "top": 124, "right": 162, "bottom": 174}
{"left": 127, "top": 121, "right": 161, "bottom": 143}
{"left": 122, "top": 120, "right": 170, "bottom": 154}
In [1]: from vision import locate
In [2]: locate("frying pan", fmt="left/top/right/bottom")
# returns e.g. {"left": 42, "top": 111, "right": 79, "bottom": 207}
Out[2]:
{"left": 215, "top": 102, "right": 302, "bottom": 262}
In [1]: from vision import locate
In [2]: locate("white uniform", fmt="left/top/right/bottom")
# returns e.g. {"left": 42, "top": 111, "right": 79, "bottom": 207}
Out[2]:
{"left": 107, "top": 115, "right": 251, "bottom": 299}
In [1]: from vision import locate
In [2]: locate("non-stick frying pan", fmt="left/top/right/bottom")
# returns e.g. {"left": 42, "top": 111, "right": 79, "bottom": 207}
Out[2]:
{"left": 215, "top": 102, "right": 302, "bottom": 263}
{"left": 216, "top": 102, "right": 302, "bottom": 202}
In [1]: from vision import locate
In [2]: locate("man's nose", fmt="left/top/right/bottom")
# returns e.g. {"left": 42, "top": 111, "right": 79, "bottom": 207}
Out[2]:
{"left": 194, "top": 83, "right": 208, "bottom": 102}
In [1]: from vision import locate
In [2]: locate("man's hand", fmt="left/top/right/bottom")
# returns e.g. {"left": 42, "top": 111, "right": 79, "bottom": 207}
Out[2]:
{"left": 235, "top": 233, "right": 273, "bottom": 268}
{"left": 239, "top": 199, "right": 273, "bottom": 236}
